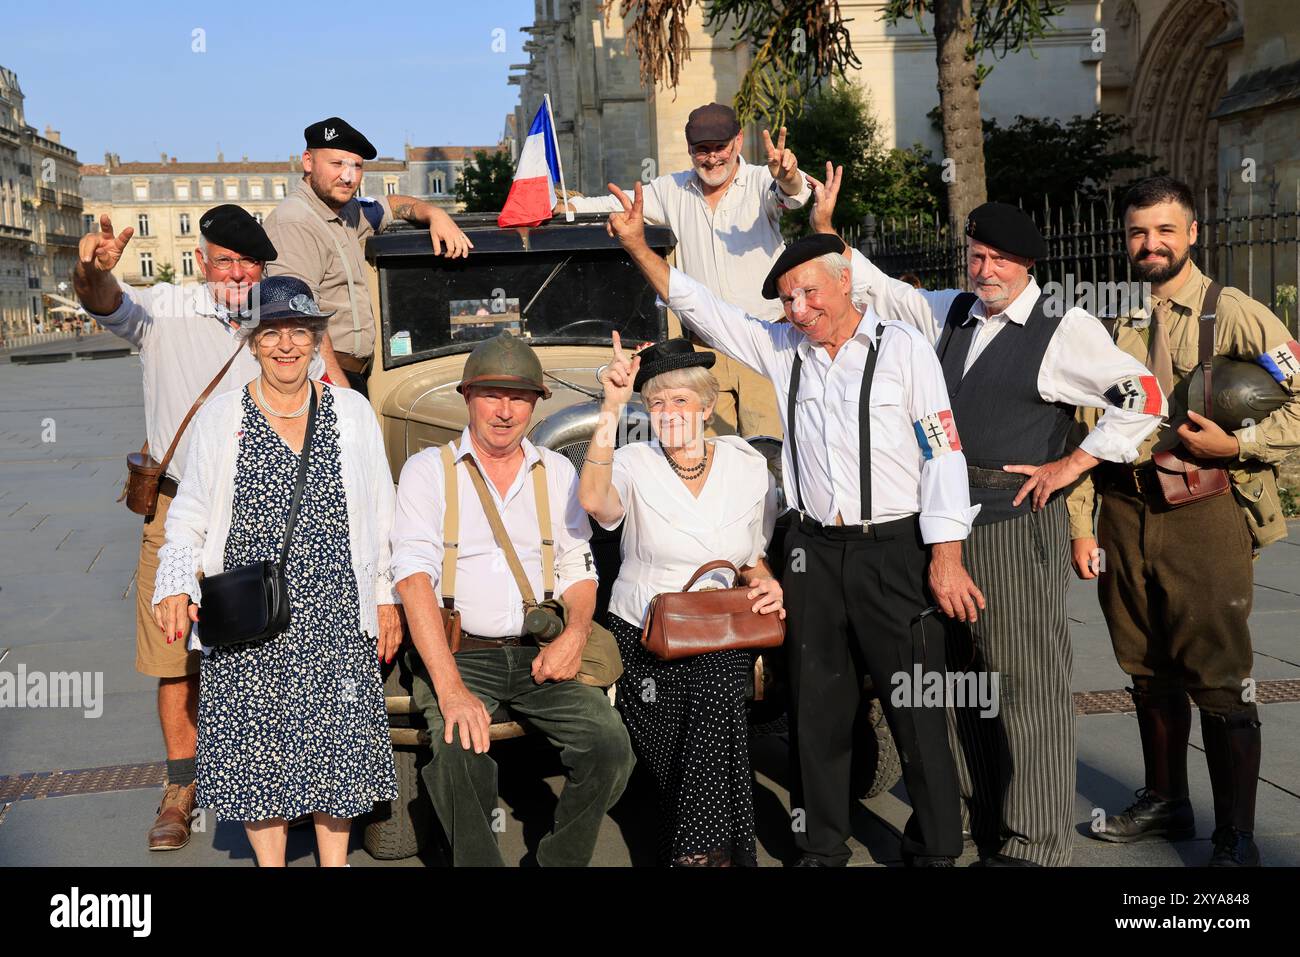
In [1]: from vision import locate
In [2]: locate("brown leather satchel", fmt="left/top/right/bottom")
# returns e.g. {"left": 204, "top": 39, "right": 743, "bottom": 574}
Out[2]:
{"left": 641, "top": 560, "right": 786, "bottom": 661}
{"left": 1150, "top": 282, "right": 1230, "bottom": 508}
{"left": 121, "top": 344, "right": 244, "bottom": 516}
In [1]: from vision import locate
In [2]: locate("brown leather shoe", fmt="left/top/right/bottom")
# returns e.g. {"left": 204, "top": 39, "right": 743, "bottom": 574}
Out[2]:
{"left": 148, "top": 782, "right": 197, "bottom": 851}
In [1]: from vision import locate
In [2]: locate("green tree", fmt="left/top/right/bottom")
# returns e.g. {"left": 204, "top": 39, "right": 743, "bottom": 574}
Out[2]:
{"left": 154, "top": 262, "right": 175, "bottom": 284}
{"left": 782, "top": 81, "right": 937, "bottom": 237}
{"left": 454, "top": 150, "right": 515, "bottom": 213}
{"left": 881, "top": 0, "right": 1067, "bottom": 233}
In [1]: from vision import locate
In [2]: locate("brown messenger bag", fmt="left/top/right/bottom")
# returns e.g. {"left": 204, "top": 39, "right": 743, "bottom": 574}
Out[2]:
{"left": 641, "top": 560, "right": 786, "bottom": 661}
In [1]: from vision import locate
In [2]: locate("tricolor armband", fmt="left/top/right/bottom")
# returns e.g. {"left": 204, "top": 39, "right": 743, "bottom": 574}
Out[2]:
{"left": 1103, "top": 375, "right": 1163, "bottom": 414}
{"left": 1257, "top": 340, "right": 1300, "bottom": 383}
{"left": 913, "top": 410, "right": 962, "bottom": 460}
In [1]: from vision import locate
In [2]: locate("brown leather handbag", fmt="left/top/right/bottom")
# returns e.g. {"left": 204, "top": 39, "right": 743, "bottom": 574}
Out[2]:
{"left": 641, "top": 560, "right": 786, "bottom": 661}
{"left": 121, "top": 344, "right": 244, "bottom": 516}
{"left": 1151, "top": 282, "right": 1230, "bottom": 508}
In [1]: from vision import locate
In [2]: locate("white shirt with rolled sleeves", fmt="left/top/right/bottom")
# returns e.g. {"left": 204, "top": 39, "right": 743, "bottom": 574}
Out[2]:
{"left": 567, "top": 157, "right": 810, "bottom": 321}
{"left": 845, "top": 248, "right": 1167, "bottom": 462}
{"left": 89, "top": 279, "right": 326, "bottom": 481}
{"left": 664, "top": 268, "right": 980, "bottom": 543}
{"left": 390, "top": 430, "right": 598, "bottom": 640}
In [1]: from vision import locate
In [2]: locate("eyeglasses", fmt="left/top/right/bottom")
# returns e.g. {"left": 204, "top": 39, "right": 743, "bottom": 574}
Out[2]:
{"left": 208, "top": 256, "right": 264, "bottom": 270}
{"left": 255, "top": 327, "right": 314, "bottom": 347}
{"left": 689, "top": 141, "right": 735, "bottom": 158}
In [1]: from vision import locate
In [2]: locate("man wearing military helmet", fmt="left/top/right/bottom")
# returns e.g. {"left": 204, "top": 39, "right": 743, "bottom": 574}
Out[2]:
{"left": 1070, "top": 176, "right": 1300, "bottom": 867}
{"left": 390, "top": 332, "right": 634, "bottom": 866}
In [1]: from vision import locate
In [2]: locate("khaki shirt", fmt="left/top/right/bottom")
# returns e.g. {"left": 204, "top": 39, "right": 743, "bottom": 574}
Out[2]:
{"left": 263, "top": 179, "right": 393, "bottom": 360}
{"left": 1068, "top": 261, "right": 1300, "bottom": 545}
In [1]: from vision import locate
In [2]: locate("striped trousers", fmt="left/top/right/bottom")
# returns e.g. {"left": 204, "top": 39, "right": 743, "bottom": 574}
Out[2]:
{"left": 945, "top": 495, "right": 1076, "bottom": 866}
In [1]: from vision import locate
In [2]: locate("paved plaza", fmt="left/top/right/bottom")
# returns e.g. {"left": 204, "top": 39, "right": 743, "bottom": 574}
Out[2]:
{"left": 1, "top": 350, "right": 1297, "bottom": 867}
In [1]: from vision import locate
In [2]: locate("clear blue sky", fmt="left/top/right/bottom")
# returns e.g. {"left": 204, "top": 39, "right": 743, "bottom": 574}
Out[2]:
{"left": 3, "top": 0, "right": 535, "bottom": 164}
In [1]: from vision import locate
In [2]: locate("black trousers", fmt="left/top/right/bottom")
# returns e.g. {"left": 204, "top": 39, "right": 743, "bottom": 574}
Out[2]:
{"left": 783, "top": 515, "right": 962, "bottom": 863}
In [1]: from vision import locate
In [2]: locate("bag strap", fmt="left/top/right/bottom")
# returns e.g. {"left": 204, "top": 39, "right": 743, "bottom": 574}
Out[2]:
{"left": 288, "top": 192, "right": 363, "bottom": 357}
{"left": 440, "top": 443, "right": 459, "bottom": 609}
{"left": 531, "top": 461, "right": 555, "bottom": 600}
{"left": 463, "top": 455, "right": 540, "bottom": 607}
{"left": 1200, "top": 282, "right": 1222, "bottom": 419}
{"left": 155, "top": 342, "right": 243, "bottom": 477}
{"left": 276, "top": 384, "right": 319, "bottom": 569}
{"left": 681, "top": 560, "right": 741, "bottom": 592}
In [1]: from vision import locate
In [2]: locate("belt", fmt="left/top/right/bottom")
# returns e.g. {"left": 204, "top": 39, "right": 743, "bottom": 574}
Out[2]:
{"left": 967, "top": 465, "right": 1028, "bottom": 491}
{"left": 1098, "top": 462, "right": 1160, "bottom": 497}
{"left": 457, "top": 634, "right": 526, "bottom": 652}
{"left": 158, "top": 476, "right": 179, "bottom": 499}
{"left": 796, "top": 513, "right": 917, "bottom": 542}
{"left": 334, "top": 352, "right": 372, "bottom": 374}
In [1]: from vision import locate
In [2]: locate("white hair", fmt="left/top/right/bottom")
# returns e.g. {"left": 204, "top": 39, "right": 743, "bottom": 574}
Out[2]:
{"left": 814, "top": 251, "right": 849, "bottom": 283}
{"left": 640, "top": 365, "right": 720, "bottom": 408}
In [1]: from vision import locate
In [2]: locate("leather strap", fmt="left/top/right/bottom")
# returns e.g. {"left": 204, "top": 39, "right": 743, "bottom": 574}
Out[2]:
{"left": 462, "top": 455, "right": 552, "bottom": 608}
{"left": 440, "top": 443, "right": 459, "bottom": 610}
{"left": 276, "top": 385, "right": 319, "bottom": 569}
{"left": 531, "top": 463, "right": 555, "bottom": 599}
{"left": 1200, "top": 281, "right": 1222, "bottom": 419}
{"left": 289, "top": 192, "right": 364, "bottom": 357}
{"left": 155, "top": 343, "right": 243, "bottom": 479}
{"left": 681, "top": 560, "right": 740, "bottom": 592}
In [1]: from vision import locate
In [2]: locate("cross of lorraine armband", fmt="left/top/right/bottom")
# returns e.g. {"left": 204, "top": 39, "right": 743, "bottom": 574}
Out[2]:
{"left": 913, "top": 410, "right": 961, "bottom": 460}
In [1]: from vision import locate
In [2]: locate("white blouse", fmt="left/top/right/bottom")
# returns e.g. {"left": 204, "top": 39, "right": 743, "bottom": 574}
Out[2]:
{"left": 600, "top": 435, "right": 779, "bottom": 628}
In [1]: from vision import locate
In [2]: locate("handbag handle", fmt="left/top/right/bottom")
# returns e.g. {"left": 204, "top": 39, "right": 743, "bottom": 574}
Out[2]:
{"left": 680, "top": 560, "right": 741, "bottom": 592}
{"left": 276, "top": 385, "right": 319, "bottom": 570}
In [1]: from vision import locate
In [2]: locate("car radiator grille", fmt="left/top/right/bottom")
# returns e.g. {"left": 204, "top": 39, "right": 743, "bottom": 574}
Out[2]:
{"left": 556, "top": 441, "right": 589, "bottom": 471}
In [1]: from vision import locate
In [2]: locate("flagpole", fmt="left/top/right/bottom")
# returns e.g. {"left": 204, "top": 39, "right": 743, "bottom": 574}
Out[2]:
{"left": 543, "top": 93, "right": 574, "bottom": 223}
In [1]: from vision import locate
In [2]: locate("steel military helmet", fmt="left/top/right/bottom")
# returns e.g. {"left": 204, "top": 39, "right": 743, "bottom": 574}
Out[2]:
{"left": 1182, "top": 355, "right": 1289, "bottom": 432}
{"left": 457, "top": 331, "right": 552, "bottom": 399}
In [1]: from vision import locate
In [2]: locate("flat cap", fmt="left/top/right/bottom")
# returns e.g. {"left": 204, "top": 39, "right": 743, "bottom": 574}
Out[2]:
{"left": 685, "top": 103, "right": 741, "bottom": 146}
{"left": 762, "top": 233, "right": 846, "bottom": 300}
{"left": 304, "top": 116, "right": 377, "bottom": 160}
{"left": 965, "top": 201, "right": 1047, "bottom": 261}
{"left": 199, "top": 204, "right": 277, "bottom": 262}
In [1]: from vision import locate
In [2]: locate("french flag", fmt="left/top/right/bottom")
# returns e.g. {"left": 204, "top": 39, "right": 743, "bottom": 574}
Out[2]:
{"left": 497, "top": 102, "right": 563, "bottom": 229}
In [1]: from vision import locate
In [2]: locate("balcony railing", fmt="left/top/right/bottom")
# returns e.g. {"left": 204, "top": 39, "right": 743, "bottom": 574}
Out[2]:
{"left": 45, "top": 233, "right": 81, "bottom": 248}
{"left": 0, "top": 223, "right": 33, "bottom": 241}
{"left": 58, "top": 192, "right": 83, "bottom": 209}
{"left": 38, "top": 187, "right": 56, "bottom": 203}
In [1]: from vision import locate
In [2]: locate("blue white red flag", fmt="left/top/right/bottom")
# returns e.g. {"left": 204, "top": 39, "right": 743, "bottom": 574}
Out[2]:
{"left": 497, "top": 103, "right": 562, "bottom": 229}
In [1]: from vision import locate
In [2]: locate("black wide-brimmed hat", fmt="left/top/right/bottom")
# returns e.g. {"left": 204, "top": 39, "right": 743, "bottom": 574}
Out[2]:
{"left": 633, "top": 338, "right": 716, "bottom": 393}
{"left": 246, "top": 276, "right": 334, "bottom": 327}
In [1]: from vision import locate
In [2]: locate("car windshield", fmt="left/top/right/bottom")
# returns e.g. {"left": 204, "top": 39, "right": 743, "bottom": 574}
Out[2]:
{"left": 379, "top": 248, "right": 667, "bottom": 367}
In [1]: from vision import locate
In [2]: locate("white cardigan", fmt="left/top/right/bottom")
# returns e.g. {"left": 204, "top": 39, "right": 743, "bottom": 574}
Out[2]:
{"left": 152, "top": 382, "right": 399, "bottom": 650}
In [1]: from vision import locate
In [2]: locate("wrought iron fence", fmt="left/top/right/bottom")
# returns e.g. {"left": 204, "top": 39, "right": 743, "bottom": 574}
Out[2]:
{"left": 842, "top": 183, "right": 1300, "bottom": 335}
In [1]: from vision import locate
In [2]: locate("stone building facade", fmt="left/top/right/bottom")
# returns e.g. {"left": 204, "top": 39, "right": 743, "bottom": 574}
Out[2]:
{"left": 0, "top": 65, "right": 83, "bottom": 339}
{"left": 405, "top": 144, "right": 503, "bottom": 208}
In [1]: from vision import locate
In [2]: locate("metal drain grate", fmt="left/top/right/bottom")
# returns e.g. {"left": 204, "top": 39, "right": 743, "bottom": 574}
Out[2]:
{"left": 1072, "top": 678, "right": 1300, "bottom": 716}
{"left": 0, "top": 761, "right": 165, "bottom": 803}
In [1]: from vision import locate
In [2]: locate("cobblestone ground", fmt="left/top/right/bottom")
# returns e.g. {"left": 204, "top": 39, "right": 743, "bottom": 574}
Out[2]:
{"left": 1, "top": 354, "right": 1297, "bottom": 866}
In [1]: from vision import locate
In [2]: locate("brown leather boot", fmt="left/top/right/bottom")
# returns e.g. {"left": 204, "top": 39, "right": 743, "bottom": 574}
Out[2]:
{"left": 148, "top": 782, "right": 197, "bottom": 851}
{"left": 1201, "top": 709, "right": 1262, "bottom": 867}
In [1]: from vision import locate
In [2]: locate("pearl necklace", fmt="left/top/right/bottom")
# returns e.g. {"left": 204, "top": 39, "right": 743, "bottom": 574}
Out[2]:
{"left": 255, "top": 378, "right": 311, "bottom": 419}
{"left": 664, "top": 443, "right": 708, "bottom": 480}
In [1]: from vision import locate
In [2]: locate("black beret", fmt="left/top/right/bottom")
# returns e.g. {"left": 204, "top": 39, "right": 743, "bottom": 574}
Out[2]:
{"left": 199, "top": 204, "right": 277, "bottom": 262}
{"left": 633, "top": 338, "right": 716, "bottom": 393}
{"left": 685, "top": 103, "right": 741, "bottom": 146}
{"left": 304, "top": 116, "right": 377, "bottom": 160}
{"left": 761, "top": 233, "right": 847, "bottom": 300}
{"left": 964, "top": 201, "right": 1047, "bottom": 261}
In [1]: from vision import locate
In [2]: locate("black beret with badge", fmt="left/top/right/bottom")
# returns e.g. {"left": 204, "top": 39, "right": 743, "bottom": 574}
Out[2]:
{"left": 762, "top": 232, "right": 848, "bottom": 300}
{"left": 304, "top": 116, "right": 377, "bottom": 160}
{"left": 199, "top": 204, "right": 277, "bottom": 262}
{"left": 964, "top": 201, "right": 1048, "bottom": 261}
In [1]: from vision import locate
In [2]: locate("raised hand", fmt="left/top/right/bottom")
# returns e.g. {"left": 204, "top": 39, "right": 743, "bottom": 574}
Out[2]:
{"left": 805, "top": 161, "right": 844, "bottom": 234}
{"left": 605, "top": 181, "right": 646, "bottom": 247}
{"left": 79, "top": 214, "right": 134, "bottom": 273}
{"left": 600, "top": 330, "right": 641, "bottom": 408}
{"left": 761, "top": 127, "right": 800, "bottom": 191}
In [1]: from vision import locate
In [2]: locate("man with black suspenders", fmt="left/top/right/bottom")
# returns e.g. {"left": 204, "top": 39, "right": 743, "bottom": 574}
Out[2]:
{"left": 607, "top": 181, "right": 984, "bottom": 866}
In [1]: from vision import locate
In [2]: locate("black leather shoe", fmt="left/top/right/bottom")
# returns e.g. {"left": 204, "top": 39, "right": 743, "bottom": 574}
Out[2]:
{"left": 794, "top": 854, "right": 829, "bottom": 867}
{"left": 974, "top": 853, "right": 1040, "bottom": 867}
{"left": 909, "top": 855, "right": 956, "bottom": 867}
{"left": 1092, "top": 788, "right": 1195, "bottom": 843}
{"left": 1209, "top": 826, "right": 1260, "bottom": 867}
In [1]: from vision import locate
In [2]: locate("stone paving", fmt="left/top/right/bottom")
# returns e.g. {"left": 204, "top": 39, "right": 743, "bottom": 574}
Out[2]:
{"left": 1, "top": 353, "right": 1297, "bottom": 867}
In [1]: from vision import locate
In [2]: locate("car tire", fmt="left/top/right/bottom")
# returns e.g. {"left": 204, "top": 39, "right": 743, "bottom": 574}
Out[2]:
{"left": 854, "top": 698, "right": 903, "bottom": 800}
{"left": 364, "top": 746, "right": 432, "bottom": 861}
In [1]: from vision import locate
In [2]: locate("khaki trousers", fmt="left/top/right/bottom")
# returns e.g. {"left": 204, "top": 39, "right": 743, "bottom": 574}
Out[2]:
{"left": 135, "top": 490, "right": 200, "bottom": 678}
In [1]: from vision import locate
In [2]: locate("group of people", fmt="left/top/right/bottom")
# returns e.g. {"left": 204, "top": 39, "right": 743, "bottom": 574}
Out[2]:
{"left": 79, "top": 103, "right": 1297, "bottom": 868}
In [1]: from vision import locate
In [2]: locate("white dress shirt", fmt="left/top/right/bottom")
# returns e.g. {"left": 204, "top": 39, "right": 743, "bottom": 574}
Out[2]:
{"left": 847, "top": 249, "right": 1167, "bottom": 462}
{"left": 390, "top": 430, "right": 598, "bottom": 639}
{"left": 666, "top": 269, "right": 979, "bottom": 543}
{"left": 599, "top": 436, "right": 779, "bottom": 627}
{"left": 569, "top": 157, "right": 810, "bottom": 321}
{"left": 90, "top": 280, "right": 325, "bottom": 481}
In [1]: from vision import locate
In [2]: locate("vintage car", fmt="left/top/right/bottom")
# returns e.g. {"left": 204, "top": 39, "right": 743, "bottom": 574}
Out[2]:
{"left": 359, "top": 214, "right": 899, "bottom": 861}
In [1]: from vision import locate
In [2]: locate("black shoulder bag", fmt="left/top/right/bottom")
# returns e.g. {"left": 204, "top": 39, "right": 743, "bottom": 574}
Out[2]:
{"left": 198, "top": 386, "right": 318, "bottom": 646}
